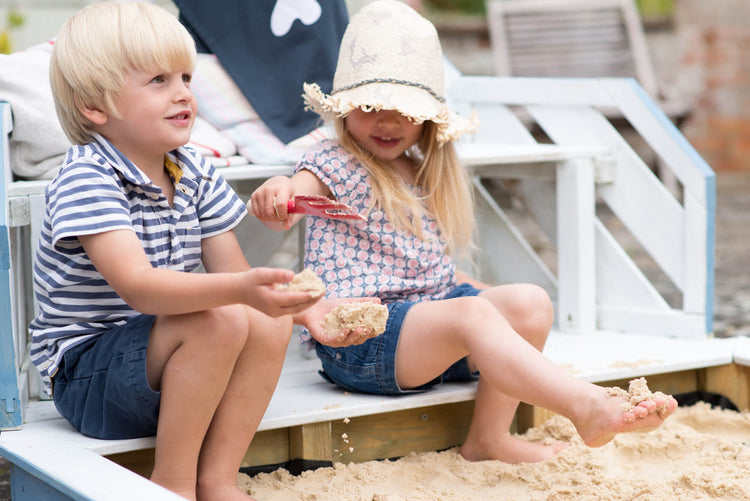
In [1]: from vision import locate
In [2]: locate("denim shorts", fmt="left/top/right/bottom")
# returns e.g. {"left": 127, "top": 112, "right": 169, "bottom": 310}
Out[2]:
{"left": 315, "top": 283, "right": 482, "bottom": 395}
{"left": 52, "top": 314, "right": 161, "bottom": 440}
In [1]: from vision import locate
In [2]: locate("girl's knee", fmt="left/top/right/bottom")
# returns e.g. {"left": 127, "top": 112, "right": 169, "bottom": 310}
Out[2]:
{"left": 512, "top": 284, "right": 554, "bottom": 343}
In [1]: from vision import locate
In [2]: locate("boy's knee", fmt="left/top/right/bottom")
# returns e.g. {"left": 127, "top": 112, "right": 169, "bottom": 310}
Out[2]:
{"left": 201, "top": 304, "right": 252, "bottom": 350}
{"left": 245, "top": 307, "right": 294, "bottom": 351}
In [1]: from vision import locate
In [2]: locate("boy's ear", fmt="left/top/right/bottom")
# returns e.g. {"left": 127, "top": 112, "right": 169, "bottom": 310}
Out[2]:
{"left": 78, "top": 102, "right": 109, "bottom": 125}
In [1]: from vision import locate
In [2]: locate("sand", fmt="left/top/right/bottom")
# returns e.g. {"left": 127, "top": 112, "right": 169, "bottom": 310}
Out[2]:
{"left": 322, "top": 302, "right": 389, "bottom": 340}
{"left": 238, "top": 402, "right": 750, "bottom": 500}
{"left": 275, "top": 269, "right": 326, "bottom": 298}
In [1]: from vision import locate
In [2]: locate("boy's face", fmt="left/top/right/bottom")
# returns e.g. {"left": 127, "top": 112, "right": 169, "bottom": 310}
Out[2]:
{"left": 94, "top": 67, "right": 197, "bottom": 168}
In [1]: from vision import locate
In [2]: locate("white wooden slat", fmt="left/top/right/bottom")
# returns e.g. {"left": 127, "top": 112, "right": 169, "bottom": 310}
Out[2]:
{"left": 600, "top": 79, "right": 712, "bottom": 204}
{"left": 473, "top": 179, "right": 558, "bottom": 293}
{"left": 732, "top": 337, "right": 750, "bottom": 367}
{"left": 595, "top": 219, "right": 670, "bottom": 310}
{"left": 682, "top": 191, "right": 710, "bottom": 317}
{"left": 597, "top": 307, "right": 707, "bottom": 339}
{"left": 528, "top": 104, "right": 686, "bottom": 291}
{"left": 0, "top": 441, "right": 182, "bottom": 501}
{"left": 543, "top": 331, "right": 735, "bottom": 381}
{"left": 451, "top": 76, "right": 619, "bottom": 109}
{"left": 487, "top": 0, "right": 659, "bottom": 97}
{"left": 556, "top": 158, "right": 596, "bottom": 333}
{"left": 508, "top": 178, "right": 558, "bottom": 248}
{"left": 462, "top": 103, "right": 537, "bottom": 144}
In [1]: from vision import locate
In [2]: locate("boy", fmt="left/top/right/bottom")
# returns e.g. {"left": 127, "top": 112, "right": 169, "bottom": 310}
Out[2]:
{"left": 31, "top": 2, "right": 372, "bottom": 500}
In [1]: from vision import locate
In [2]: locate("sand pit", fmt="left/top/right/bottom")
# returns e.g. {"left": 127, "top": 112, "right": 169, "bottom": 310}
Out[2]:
{"left": 238, "top": 402, "right": 750, "bottom": 500}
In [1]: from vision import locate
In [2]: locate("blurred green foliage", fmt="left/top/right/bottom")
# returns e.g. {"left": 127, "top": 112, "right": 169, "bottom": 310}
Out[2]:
{"left": 423, "top": 0, "right": 674, "bottom": 19}
{"left": 424, "top": 0, "right": 485, "bottom": 16}
{"left": 1, "top": 8, "right": 25, "bottom": 54}
{"left": 636, "top": 0, "right": 674, "bottom": 17}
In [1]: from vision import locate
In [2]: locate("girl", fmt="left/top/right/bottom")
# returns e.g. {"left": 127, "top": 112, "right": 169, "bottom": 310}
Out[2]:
{"left": 251, "top": 0, "right": 677, "bottom": 464}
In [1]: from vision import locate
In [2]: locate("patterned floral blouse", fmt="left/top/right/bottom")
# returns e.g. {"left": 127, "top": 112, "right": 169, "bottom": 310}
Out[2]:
{"left": 296, "top": 139, "right": 458, "bottom": 303}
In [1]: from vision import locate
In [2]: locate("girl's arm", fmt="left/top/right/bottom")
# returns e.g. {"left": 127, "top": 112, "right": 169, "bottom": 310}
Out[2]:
{"left": 250, "top": 169, "right": 331, "bottom": 230}
{"left": 79, "top": 229, "right": 320, "bottom": 317}
{"left": 456, "top": 270, "right": 490, "bottom": 290}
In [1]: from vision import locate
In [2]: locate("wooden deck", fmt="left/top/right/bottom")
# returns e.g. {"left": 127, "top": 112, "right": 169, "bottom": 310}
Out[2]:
{"left": 0, "top": 74, "right": 733, "bottom": 499}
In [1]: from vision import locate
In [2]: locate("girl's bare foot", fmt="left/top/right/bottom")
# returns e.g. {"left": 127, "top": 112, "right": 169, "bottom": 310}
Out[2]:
{"left": 573, "top": 382, "right": 678, "bottom": 448}
{"left": 460, "top": 432, "right": 568, "bottom": 464}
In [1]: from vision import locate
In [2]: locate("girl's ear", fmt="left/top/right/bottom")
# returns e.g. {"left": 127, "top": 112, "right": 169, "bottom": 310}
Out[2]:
{"left": 78, "top": 102, "right": 109, "bottom": 125}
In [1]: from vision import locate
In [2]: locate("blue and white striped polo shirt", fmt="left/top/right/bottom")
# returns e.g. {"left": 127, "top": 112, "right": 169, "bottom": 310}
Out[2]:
{"left": 29, "top": 134, "right": 247, "bottom": 389}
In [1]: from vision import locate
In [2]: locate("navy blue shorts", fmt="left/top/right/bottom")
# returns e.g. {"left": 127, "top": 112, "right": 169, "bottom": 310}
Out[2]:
{"left": 315, "top": 283, "right": 482, "bottom": 395}
{"left": 52, "top": 314, "right": 160, "bottom": 439}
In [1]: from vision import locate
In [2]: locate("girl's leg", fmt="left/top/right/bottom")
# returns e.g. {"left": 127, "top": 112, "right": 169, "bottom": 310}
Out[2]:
{"left": 145, "top": 305, "right": 291, "bottom": 501}
{"left": 461, "top": 284, "right": 566, "bottom": 462}
{"left": 395, "top": 293, "right": 677, "bottom": 463}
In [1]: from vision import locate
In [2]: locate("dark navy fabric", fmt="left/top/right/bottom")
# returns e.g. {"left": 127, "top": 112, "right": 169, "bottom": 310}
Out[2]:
{"left": 174, "top": 0, "right": 348, "bottom": 143}
{"left": 52, "top": 315, "right": 160, "bottom": 439}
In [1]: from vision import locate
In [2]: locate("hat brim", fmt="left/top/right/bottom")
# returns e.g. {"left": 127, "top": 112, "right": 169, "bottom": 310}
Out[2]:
{"left": 303, "top": 82, "right": 477, "bottom": 144}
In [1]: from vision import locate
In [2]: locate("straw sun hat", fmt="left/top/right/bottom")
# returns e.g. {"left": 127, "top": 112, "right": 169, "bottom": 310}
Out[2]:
{"left": 302, "top": 0, "right": 477, "bottom": 144}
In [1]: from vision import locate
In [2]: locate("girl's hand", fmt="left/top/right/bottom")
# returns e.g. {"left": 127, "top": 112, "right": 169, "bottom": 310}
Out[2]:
{"left": 249, "top": 176, "right": 295, "bottom": 230}
{"left": 295, "top": 297, "right": 383, "bottom": 347}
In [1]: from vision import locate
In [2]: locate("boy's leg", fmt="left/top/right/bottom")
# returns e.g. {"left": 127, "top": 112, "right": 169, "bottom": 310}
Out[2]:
{"left": 145, "top": 304, "right": 291, "bottom": 500}
{"left": 394, "top": 293, "right": 677, "bottom": 461}
{"left": 195, "top": 309, "right": 292, "bottom": 501}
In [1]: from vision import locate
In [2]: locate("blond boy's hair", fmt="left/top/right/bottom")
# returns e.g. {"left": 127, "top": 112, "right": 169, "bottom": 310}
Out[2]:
{"left": 50, "top": 1, "right": 196, "bottom": 145}
{"left": 335, "top": 118, "right": 476, "bottom": 259}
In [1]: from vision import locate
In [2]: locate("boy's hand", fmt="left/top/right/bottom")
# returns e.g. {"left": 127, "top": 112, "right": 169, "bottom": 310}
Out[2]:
{"left": 250, "top": 176, "right": 295, "bottom": 230}
{"left": 243, "top": 267, "right": 322, "bottom": 317}
{"left": 295, "top": 297, "right": 383, "bottom": 347}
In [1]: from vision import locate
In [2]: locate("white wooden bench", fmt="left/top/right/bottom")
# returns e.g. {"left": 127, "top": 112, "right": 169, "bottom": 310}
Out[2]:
{"left": 1, "top": 75, "right": 745, "bottom": 500}
{"left": 485, "top": 0, "right": 691, "bottom": 124}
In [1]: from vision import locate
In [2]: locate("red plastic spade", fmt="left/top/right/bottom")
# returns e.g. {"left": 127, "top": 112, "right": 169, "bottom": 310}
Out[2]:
{"left": 287, "top": 195, "right": 366, "bottom": 221}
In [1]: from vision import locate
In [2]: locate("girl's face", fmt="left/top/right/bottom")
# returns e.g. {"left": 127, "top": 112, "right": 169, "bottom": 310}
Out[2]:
{"left": 345, "top": 108, "right": 424, "bottom": 162}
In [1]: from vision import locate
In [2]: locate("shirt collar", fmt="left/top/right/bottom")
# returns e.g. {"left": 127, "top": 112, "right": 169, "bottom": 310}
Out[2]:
{"left": 90, "top": 133, "right": 199, "bottom": 188}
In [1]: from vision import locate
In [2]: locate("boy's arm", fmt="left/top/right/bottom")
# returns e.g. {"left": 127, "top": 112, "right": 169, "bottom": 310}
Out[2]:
{"left": 200, "top": 229, "right": 250, "bottom": 273}
{"left": 79, "top": 229, "right": 318, "bottom": 317}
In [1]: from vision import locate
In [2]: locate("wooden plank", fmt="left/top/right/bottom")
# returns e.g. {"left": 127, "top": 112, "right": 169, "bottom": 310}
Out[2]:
{"left": 330, "top": 402, "right": 474, "bottom": 463}
{"left": 556, "top": 158, "right": 596, "bottom": 333}
{"left": 105, "top": 448, "right": 154, "bottom": 479}
{"left": 0, "top": 442, "right": 183, "bottom": 501}
{"left": 530, "top": 104, "right": 687, "bottom": 292}
{"left": 601, "top": 78, "right": 712, "bottom": 201}
{"left": 597, "top": 307, "right": 706, "bottom": 339}
{"left": 595, "top": 219, "right": 670, "bottom": 311}
{"left": 473, "top": 179, "right": 557, "bottom": 293}
{"left": 0, "top": 101, "right": 22, "bottom": 430}
{"left": 242, "top": 429, "right": 290, "bottom": 467}
{"left": 543, "top": 331, "right": 735, "bottom": 382}
{"left": 517, "top": 368, "right": 705, "bottom": 433}
{"left": 451, "top": 76, "right": 618, "bottom": 109}
{"left": 289, "top": 421, "right": 332, "bottom": 462}
{"left": 10, "top": 466, "right": 77, "bottom": 501}
{"left": 487, "top": 0, "right": 659, "bottom": 96}
{"left": 702, "top": 364, "right": 750, "bottom": 412}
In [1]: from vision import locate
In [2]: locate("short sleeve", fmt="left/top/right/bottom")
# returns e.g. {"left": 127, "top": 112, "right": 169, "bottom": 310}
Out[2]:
{"left": 46, "top": 162, "right": 133, "bottom": 247}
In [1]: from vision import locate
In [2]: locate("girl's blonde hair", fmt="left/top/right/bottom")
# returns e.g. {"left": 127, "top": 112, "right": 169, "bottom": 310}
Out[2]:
{"left": 336, "top": 117, "right": 475, "bottom": 258}
{"left": 50, "top": 1, "right": 197, "bottom": 145}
